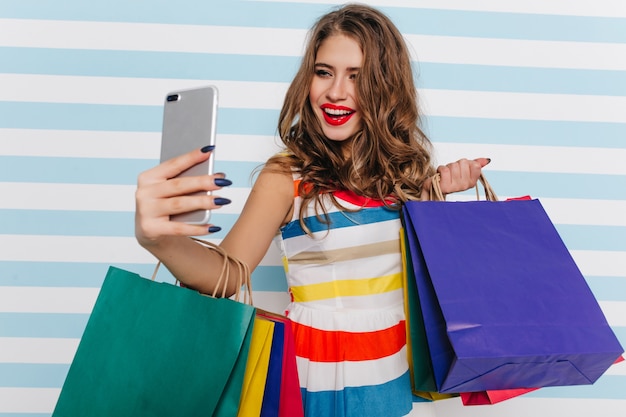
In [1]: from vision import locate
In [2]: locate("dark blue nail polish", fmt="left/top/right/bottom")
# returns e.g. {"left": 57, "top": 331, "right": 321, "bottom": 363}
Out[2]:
{"left": 201, "top": 145, "right": 215, "bottom": 153}
{"left": 214, "top": 178, "right": 232, "bottom": 187}
{"left": 208, "top": 226, "right": 221, "bottom": 233}
{"left": 214, "top": 198, "right": 231, "bottom": 206}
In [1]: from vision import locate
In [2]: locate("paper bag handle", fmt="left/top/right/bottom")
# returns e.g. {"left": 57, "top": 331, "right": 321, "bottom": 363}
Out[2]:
{"left": 150, "top": 238, "right": 253, "bottom": 305}
{"left": 427, "top": 173, "right": 498, "bottom": 202}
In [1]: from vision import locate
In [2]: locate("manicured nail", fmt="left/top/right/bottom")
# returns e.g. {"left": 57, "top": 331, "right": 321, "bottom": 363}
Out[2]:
{"left": 214, "top": 178, "right": 232, "bottom": 187}
{"left": 201, "top": 145, "right": 215, "bottom": 153}
{"left": 208, "top": 226, "right": 222, "bottom": 233}
{"left": 486, "top": 158, "right": 492, "bottom": 164}
{"left": 214, "top": 197, "right": 231, "bottom": 206}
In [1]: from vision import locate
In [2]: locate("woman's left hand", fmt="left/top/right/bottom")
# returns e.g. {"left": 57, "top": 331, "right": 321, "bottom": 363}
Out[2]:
{"left": 421, "top": 157, "right": 491, "bottom": 199}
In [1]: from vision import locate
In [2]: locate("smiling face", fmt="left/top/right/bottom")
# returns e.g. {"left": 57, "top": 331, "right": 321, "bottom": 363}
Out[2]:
{"left": 309, "top": 34, "right": 363, "bottom": 142}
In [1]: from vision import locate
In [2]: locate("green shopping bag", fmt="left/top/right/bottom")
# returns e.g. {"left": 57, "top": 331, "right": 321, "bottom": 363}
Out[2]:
{"left": 400, "top": 229, "right": 457, "bottom": 401}
{"left": 52, "top": 266, "right": 256, "bottom": 417}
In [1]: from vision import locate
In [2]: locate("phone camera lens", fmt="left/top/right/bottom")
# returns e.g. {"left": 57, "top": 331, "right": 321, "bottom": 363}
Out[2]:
{"left": 166, "top": 94, "right": 180, "bottom": 102}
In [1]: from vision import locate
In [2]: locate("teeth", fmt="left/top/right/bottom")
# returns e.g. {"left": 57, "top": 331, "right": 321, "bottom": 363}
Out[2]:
{"left": 324, "top": 108, "right": 352, "bottom": 116}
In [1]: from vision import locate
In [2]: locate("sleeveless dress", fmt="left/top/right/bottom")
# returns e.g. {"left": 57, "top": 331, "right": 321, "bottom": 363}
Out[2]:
{"left": 276, "top": 180, "right": 414, "bottom": 417}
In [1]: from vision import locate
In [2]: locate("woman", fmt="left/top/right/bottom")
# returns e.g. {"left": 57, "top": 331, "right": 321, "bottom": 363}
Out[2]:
{"left": 135, "top": 4, "right": 488, "bottom": 416}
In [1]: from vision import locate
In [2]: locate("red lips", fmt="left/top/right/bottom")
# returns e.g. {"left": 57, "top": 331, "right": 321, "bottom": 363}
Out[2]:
{"left": 321, "top": 104, "right": 356, "bottom": 126}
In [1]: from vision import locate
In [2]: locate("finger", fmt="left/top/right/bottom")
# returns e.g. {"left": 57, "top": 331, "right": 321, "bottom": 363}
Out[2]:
{"left": 157, "top": 194, "right": 231, "bottom": 219}
{"left": 474, "top": 157, "right": 492, "bottom": 168}
{"left": 158, "top": 175, "right": 213, "bottom": 199}
{"left": 163, "top": 220, "right": 223, "bottom": 237}
{"left": 138, "top": 147, "right": 212, "bottom": 187}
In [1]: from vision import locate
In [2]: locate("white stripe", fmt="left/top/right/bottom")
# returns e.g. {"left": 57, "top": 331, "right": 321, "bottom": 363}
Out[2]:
{"left": 288, "top": 302, "right": 406, "bottom": 332}
{"left": 0, "top": 235, "right": 157, "bottom": 263}
{"left": 0, "top": 337, "right": 78, "bottom": 364}
{"left": 571, "top": 250, "right": 626, "bottom": 278}
{"left": 261, "top": 0, "right": 626, "bottom": 17}
{"left": 4, "top": 73, "right": 626, "bottom": 122}
{"left": 0, "top": 287, "right": 99, "bottom": 314}
{"left": 0, "top": 73, "right": 288, "bottom": 109}
{"left": 433, "top": 143, "right": 626, "bottom": 176}
{"left": 2, "top": 287, "right": 621, "bottom": 323}
{"left": 406, "top": 34, "right": 626, "bottom": 70}
{"left": 0, "top": 182, "right": 136, "bottom": 211}
{"left": 0, "top": 129, "right": 160, "bottom": 159}
{"left": 2, "top": 128, "right": 624, "bottom": 177}
{"left": 420, "top": 89, "right": 626, "bottom": 123}
{"left": 284, "top": 219, "right": 401, "bottom": 256}
{"left": 418, "top": 197, "right": 626, "bottom": 228}
{"left": 605, "top": 359, "right": 626, "bottom": 376}
{"left": 0, "top": 335, "right": 619, "bottom": 373}
{"left": 0, "top": 388, "right": 60, "bottom": 413}
{"left": 1, "top": 182, "right": 623, "bottom": 227}
{"left": 599, "top": 301, "right": 626, "bottom": 327}
{"left": 539, "top": 198, "right": 626, "bottom": 227}
{"left": 0, "top": 182, "right": 251, "bottom": 214}
{"left": 429, "top": 398, "right": 626, "bottom": 417}
{"left": 296, "top": 346, "right": 408, "bottom": 392}
{"left": 0, "top": 19, "right": 307, "bottom": 56}
{"left": 1, "top": 237, "right": 624, "bottom": 277}
{"left": 293, "top": 290, "right": 405, "bottom": 314}
{"left": 2, "top": 391, "right": 625, "bottom": 416}
{"left": 0, "top": 129, "right": 282, "bottom": 162}
{"left": 251, "top": 290, "right": 291, "bottom": 314}
{"left": 287, "top": 253, "right": 402, "bottom": 287}
{"left": 0, "top": 235, "right": 283, "bottom": 266}
{"left": 3, "top": 19, "right": 626, "bottom": 70}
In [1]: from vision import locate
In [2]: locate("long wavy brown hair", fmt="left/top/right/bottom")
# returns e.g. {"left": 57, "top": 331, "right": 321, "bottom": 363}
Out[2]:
{"left": 268, "top": 3, "right": 435, "bottom": 226}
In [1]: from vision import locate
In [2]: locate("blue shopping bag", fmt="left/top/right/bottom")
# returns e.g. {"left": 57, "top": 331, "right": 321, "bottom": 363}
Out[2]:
{"left": 402, "top": 197, "right": 623, "bottom": 394}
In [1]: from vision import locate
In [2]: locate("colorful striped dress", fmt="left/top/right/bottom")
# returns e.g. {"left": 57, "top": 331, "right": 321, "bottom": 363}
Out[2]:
{"left": 277, "top": 181, "right": 414, "bottom": 417}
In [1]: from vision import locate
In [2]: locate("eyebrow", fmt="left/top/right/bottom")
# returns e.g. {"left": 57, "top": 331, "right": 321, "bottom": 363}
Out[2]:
{"left": 314, "top": 62, "right": 361, "bottom": 72}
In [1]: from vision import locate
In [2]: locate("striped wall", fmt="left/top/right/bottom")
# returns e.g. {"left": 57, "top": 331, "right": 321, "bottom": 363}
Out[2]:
{"left": 0, "top": 0, "right": 625, "bottom": 415}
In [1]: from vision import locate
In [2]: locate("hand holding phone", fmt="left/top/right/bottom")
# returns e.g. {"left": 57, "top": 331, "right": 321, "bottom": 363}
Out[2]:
{"left": 159, "top": 85, "right": 219, "bottom": 224}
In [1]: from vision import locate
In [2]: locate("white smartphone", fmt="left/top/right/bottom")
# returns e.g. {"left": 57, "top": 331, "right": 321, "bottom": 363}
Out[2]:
{"left": 159, "top": 85, "right": 218, "bottom": 224}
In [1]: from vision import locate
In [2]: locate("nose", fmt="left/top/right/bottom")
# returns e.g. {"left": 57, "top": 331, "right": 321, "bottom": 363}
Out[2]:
{"left": 327, "top": 77, "right": 347, "bottom": 102}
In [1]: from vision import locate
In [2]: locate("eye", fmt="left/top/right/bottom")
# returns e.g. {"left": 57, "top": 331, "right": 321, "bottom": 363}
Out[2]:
{"left": 349, "top": 72, "right": 358, "bottom": 80}
{"left": 315, "top": 69, "right": 332, "bottom": 78}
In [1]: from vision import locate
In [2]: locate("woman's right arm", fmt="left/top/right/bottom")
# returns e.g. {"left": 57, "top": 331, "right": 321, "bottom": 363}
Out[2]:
{"left": 135, "top": 147, "right": 294, "bottom": 297}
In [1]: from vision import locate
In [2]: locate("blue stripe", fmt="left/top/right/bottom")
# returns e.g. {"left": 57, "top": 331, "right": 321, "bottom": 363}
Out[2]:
{"left": 587, "top": 277, "right": 626, "bottom": 302}
{"left": 526, "top": 375, "right": 626, "bottom": 399}
{"left": 4, "top": 47, "right": 626, "bottom": 97}
{"left": 0, "top": 101, "right": 161, "bottom": 131}
{"left": 0, "top": 210, "right": 135, "bottom": 236}
{"left": 0, "top": 260, "right": 286, "bottom": 292}
{"left": 0, "top": 261, "right": 162, "bottom": 287}
{"left": 0, "top": 47, "right": 300, "bottom": 83}
{"left": 482, "top": 171, "right": 626, "bottom": 200}
{"left": 0, "top": 313, "right": 89, "bottom": 338}
{"left": 613, "top": 327, "right": 626, "bottom": 347}
{"left": 0, "top": 156, "right": 260, "bottom": 186}
{"left": 301, "top": 371, "right": 413, "bottom": 417}
{"left": 281, "top": 206, "right": 400, "bottom": 239}
{"left": 426, "top": 116, "right": 626, "bottom": 148}
{"left": 4, "top": 103, "right": 626, "bottom": 150}
{"left": 417, "top": 63, "right": 626, "bottom": 97}
{"left": 555, "top": 225, "right": 626, "bottom": 252}
{"left": 387, "top": 8, "right": 626, "bottom": 43}
{"left": 0, "top": 363, "right": 68, "bottom": 388}
{"left": 0, "top": 101, "right": 279, "bottom": 135}
{"left": 2, "top": 210, "right": 624, "bottom": 252}
{"left": 2, "top": 1, "right": 626, "bottom": 43}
